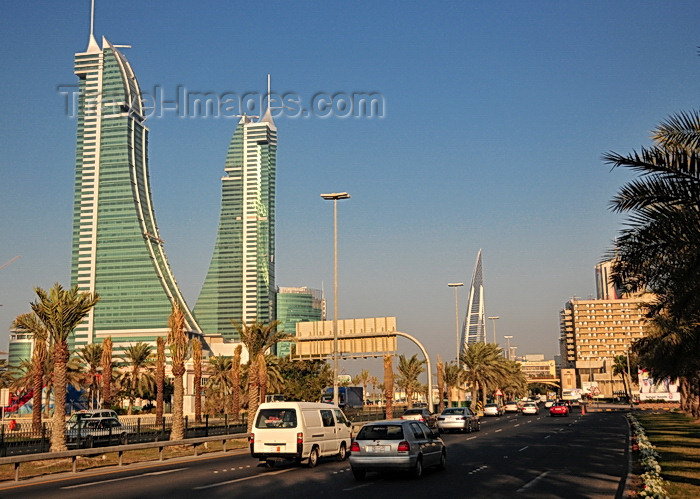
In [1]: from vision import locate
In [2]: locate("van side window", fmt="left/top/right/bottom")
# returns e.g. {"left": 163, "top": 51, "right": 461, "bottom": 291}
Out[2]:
{"left": 333, "top": 409, "right": 348, "bottom": 425}
{"left": 320, "top": 410, "right": 335, "bottom": 427}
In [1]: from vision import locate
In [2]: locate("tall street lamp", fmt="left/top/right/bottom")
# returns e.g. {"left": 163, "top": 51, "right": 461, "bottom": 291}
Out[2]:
{"left": 504, "top": 335, "right": 513, "bottom": 360}
{"left": 321, "top": 192, "right": 351, "bottom": 406}
{"left": 448, "top": 283, "right": 464, "bottom": 366}
{"left": 487, "top": 316, "right": 500, "bottom": 344}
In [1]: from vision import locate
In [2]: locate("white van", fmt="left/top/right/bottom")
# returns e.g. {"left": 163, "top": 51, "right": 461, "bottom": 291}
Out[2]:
{"left": 250, "top": 401, "right": 352, "bottom": 467}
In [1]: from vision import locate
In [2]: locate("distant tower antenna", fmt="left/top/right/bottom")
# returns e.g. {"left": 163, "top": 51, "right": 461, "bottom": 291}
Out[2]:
{"left": 90, "top": 0, "right": 95, "bottom": 37}
{"left": 267, "top": 74, "right": 271, "bottom": 111}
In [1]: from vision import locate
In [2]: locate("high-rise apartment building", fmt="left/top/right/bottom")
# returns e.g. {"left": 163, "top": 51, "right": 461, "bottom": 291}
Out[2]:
{"left": 70, "top": 27, "right": 200, "bottom": 352}
{"left": 275, "top": 287, "right": 325, "bottom": 357}
{"left": 595, "top": 259, "right": 622, "bottom": 300}
{"left": 460, "top": 250, "right": 486, "bottom": 349}
{"left": 194, "top": 106, "right": 277, "bottom": 340}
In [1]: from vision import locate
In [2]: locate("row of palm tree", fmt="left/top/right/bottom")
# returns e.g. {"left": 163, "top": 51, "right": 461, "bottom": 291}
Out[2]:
{"left": 604, "top": 109, "right": 700, "bottom": 418}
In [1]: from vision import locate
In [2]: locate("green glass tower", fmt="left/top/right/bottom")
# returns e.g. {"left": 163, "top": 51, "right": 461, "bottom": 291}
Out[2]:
{"left": 70, "top": 29, "right": 200, "bottom": 351}
{"left": 275, "top": 287, "right": 324, "bottom": 357}
{"left": 194, "top": 108, "right": 277, "bottom": 341}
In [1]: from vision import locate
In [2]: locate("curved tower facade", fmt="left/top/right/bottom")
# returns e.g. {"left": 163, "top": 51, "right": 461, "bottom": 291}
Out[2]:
{"left": 71, "top": 32, "right": 200, "bottom": 351}
{"left": 460, "top": 249, "right": 486, "bottom": 350}
{"left": 194, "top": 110, "right": 277, "bottom": 340}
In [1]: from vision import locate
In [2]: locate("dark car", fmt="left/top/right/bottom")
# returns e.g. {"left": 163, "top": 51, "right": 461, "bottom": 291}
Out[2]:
{"left": 400, "top": 408, "right": 437, "bottom": 428}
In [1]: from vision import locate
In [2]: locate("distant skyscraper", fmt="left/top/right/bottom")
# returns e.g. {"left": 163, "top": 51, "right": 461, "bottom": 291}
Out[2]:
{"left": 275, "top": 286, "right": 325, "bottom": 357}
{"left": 460, "top": 250, "right": 486, "bottom": 349}
{"left": 595, "top": 259, "right": 621, "bottom": 300}
{"left": 70, "top": 22, "right": 200, "bottom": 351}
{"left": 194, "top": 96, "right": 277, "bottom": 340}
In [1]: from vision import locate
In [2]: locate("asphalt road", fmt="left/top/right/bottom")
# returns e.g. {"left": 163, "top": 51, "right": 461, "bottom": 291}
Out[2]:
{"left": 0, "top": 410, "right": 630, "bottom": 499}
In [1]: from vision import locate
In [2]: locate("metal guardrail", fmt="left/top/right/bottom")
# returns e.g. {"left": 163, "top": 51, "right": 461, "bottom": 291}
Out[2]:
{"left": 0, "top": 433, "right": 250, "bottom": 482}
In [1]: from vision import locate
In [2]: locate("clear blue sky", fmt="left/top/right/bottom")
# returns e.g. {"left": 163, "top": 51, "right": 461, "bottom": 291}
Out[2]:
{"left": 1, "top": 1, "right": 699, "bottom": 371}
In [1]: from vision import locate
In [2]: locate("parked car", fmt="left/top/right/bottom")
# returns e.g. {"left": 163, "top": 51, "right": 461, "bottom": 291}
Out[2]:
{"left": 549, "top": 401, "right": 570, "bottom": 417}
{"left": 437, "top": 407, "right": 480, "bottom": 433}
{"left": 67, "top": 409, "right": 120, "bottom": 428}
{"left": 66, "top": 416, "right": 130, "bottom": 447}
{"left": 249, "top": 401, "right": 351, "bottom": 468}
{"left": 483, "top": 403, "right": 504, "bottom": 417}
{"left": 520, "top": 402, "right": 538, "bottom": 415}
{"left": 400, "top": 408, "right": 437, "bottom": 429}
{"left": 504, "top": 401, "right": 520, "bottom": 413}
{"left": 349, "top": 420, "right": 446, "bottom": 479}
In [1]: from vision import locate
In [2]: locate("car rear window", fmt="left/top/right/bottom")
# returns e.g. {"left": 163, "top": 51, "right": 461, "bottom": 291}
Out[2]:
{"left": 357, "top": 424, "right": 405, "bottom": 440}
{"left": 442, "top": 408, "right": 463, "bottom": 415}
{"left": 255, "top": 408, "right": 298, "bottom": 429}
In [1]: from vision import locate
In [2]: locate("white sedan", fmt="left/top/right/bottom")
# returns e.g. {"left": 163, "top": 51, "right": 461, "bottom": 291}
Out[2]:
{"left": 520, "top": 402, "right": 538, "bottom": 415}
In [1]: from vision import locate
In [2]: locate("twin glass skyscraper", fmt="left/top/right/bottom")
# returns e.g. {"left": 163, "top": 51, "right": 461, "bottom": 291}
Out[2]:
{"left": 460, "top": 250, "right": 486, "bottom": 349}
{"left": 70, "top": 19, "right": 276, "bottom": 349}
{"left": 194, "top": 111, "right": 277, "bottom": 340}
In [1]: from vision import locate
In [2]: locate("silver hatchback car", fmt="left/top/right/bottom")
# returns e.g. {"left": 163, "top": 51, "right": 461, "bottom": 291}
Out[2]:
{"left": 350, "top": 420, "right": 446, "bottom": 479}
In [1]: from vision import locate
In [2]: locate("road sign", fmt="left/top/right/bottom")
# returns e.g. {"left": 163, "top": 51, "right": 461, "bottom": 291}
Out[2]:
{"left": 494, "top": 389, "right": 503, "bottom": 396}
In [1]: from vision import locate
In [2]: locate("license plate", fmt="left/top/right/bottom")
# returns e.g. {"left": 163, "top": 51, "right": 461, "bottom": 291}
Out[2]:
{"left": 367, "top": 445, "right": 389, "bottom": 453}
{"left": 266, "top": 444, "right": 285, "bottom": 452}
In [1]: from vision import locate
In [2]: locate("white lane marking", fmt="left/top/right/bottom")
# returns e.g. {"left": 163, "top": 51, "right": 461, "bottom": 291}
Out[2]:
{"left": 61, "top": 468, "right": 188, "bottom": 489}
{"left": 544, "top": 435, "right": 551, "bottom": 439}
{"left": 518, "top": 446, "right": 529, "bottom": 452}
{"left": 466, "top": 436, "right": 477, "bottom": 440}
{"left": 193, "top": 467, "right": 294, "bottom": 490}
{"left": 514, "top": 424, "right": 520, "bottom": 427}
{"left": 517, "top": 470, "right": 551, "bottom": 492}
{"left": 495, "top": 429, "right": 502, "bottom": 433}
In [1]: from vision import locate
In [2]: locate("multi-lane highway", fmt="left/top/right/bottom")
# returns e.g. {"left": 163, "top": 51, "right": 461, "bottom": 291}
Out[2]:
{"left": 0, "top": 409, "right": 630, "bottom": 498}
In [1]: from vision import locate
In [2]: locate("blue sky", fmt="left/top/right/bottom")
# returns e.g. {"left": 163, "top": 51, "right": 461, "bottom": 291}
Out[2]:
{"left": 1, "top": 1, "right": 699, "bottom": 371}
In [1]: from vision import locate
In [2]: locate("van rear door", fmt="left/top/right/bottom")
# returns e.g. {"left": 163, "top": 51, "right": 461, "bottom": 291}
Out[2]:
{"left": 253, "top": 407, "right": 299, "bottom": 455}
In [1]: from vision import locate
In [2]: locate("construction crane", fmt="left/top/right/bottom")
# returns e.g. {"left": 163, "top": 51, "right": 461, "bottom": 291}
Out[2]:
{"left": 0, "top": 256, "right": 20, "bottom": 272}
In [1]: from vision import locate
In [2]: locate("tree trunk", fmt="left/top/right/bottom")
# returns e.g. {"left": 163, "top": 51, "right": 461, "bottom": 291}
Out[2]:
{"left": 156, "top": 337, "right": 165, "bottom": 423}
{"left": 31, "top": 341, "right": 46, "bottom": 432}
{"left": 101, "top": 337, "right": 113, "bottom": 410}
{"left": 170, "top": 373, "right": 184, "bottom": 441}
{"left": 247, "top": 360, "right": 260, "bottom": 433}
{"left": 50, "top": 342, "right": 69, "bottom": 452}
{"left": 471, "top": 381, "right": 479, "bottom": 410}
{"left": 193, "top": 339, "right": 202, "bottom": 424}
{"left": 384, "top": 354, "right": 394, "bottom": 419}
{"left": 437, "top": 358, "right": 445, "bottom": 413}
{"left": 258, "top": 354, "right": 268, "bottom": 405}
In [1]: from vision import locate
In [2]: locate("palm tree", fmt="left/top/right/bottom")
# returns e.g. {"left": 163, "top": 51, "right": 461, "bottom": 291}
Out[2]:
{"left": 604, "top": 109, "right": 700, "bottom": 416}
{"left": 168, "top": 304, "right": 189, "bottom": 441}
{"left": 11, "top": 312, "right": 47, "bottom": 431}
{"left": 205, "top": 355, "right": 233, "bottom": 415}
{"left": 443, "top": 361, "right": 462, "bottom": 407}
{"left": 192, "top": 338, "right": 203, "bottom": 423}
{"left": 461, "top": 342, "right": 508, "bottom": 408}
{"left": 436, "top": 355, "right": 445, "bottom": 413}
{"left": 383, "top": 354, "right": 394, "bottom": 419}
{"left": 155, "top": 336, "right": 165, "bottom": 423}
{"left": 368, "top": 375, "right": 380, "bottom": 405}
{"left": 30, "top": 283, "right": 99, "bottom": 452}
{"left": 233, "top": 319, "right": 285, "bottom": 432}
{"left": 396, "top": 354, "right": 426, "bottom": 408}
{"left": 353, "top": 369, "right": 371, "bottom": 405}
{"left": 101, "top": 336, "right": 113, "bottom": 409}
{"left": 121, "top": 342, "right": 155, "bottom": 415}
{"left": 76, "top": 343, "right": 103, "bottom": 409}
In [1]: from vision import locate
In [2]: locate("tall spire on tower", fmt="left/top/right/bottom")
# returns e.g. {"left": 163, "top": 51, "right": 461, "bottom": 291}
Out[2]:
{"left": 86, "top": 0, "right": 100, "bottom": 53}
{"left": 259, "top": 73, "right": 276, "bottom": 130}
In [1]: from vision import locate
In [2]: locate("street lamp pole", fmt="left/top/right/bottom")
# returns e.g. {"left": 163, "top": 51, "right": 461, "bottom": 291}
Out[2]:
{"left": 321, "top": 192, "right": 351, "bottom": 407}
{"left": 487, "top": 316, "right": 500, "bottom": 344}
{"left": 448, "top": 283, "right": 464, "bottom": 366}
{"left": 504, "top": 335, "right": 513, "bottom": 360}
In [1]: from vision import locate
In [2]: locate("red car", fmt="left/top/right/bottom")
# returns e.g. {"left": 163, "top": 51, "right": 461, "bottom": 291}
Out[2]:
{"left": 549, "top": 401, "right": 569, "bottom": 417}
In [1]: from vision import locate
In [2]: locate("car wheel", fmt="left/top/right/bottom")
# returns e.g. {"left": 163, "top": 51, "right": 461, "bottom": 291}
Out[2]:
{"left": 119, "top": 433, "right": 128, "bottom": 445}
{"left": 438, "top": 450, "right": 446, "bottom": 470}
{"left": 265, "top": 459, "right": 275, "bottom": 468}
{"left": 307, "top": 447, "right": 319, "bottom": 468}
{"left": 337, "top": 442, "right": 347, "bottom": 461}
{"left": 352, "top": 468, "right": 366, "bottom": 480}
{"left": 413, "top": 457, "right": 423, "bottom": 479}
{"left": 476, "top": 421, "right": 481, "bottom": 431}
{"left": 86, "top": 436, "right": 94, "bottom": 448}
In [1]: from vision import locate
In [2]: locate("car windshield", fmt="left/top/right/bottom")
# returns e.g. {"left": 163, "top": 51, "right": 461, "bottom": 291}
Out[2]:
{"left": 357, "top": 424, "right": 405, "bottom": 440}
{"left": 485, "top": 404, "right": 497, "bottom": 407}
{"left": 255, "top": 408, "right": 298, "bottom": 429}
{"left": 441, "top": 408, "right": 464, "bottom": 415}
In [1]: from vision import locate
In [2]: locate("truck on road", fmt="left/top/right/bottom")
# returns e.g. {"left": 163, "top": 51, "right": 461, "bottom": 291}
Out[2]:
{"left": 321, "top": 386, "right": 363, "bottom": 409}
